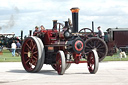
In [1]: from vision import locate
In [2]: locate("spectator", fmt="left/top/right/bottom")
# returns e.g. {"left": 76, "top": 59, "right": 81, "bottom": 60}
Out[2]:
{"left": 16, "top": 41, "right": 21, "bottom": 48}
{"left": 11, "top": 40, "right": 16, "bottom": 56}
{"left": 16, "top": 41, "right": 21, "bottom": 56}
{"left": 97, "top": 26, "right": 104, "bottom": 39}
{"left": 33, "top": 26, "right": 39, "bottom": 35}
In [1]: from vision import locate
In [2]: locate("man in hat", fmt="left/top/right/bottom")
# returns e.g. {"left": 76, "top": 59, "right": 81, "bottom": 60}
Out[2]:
{"left": 33, "top": 26, "right": 39, "bottom": 36}
{"left": 97, "top": 26, "right": 104, "bottom": 39}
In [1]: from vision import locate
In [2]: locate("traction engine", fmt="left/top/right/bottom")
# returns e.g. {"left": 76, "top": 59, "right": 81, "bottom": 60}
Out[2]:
{"left": 21, "top": 7, "right": 108, "bottom": 75}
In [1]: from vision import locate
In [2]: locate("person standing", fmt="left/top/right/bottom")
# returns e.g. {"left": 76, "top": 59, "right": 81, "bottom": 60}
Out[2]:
{"left": 33, "top": 26, "right": 39, "bottom": 36}
{"left": 16, "top": 41, "right": 21, "bottom": 56}
{"left": 16, "top": 41, "right": 21, "bottom": 48}
{"left": 97, "top": 26, "right": 104, "bottom": 39}
{"left": 11, "top": 40, "right": 16, "bottom": 56}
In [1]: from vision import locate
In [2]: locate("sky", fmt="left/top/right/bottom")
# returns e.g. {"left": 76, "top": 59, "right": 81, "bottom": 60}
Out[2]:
{"left": 0, "top": 0, "right": 128, "bottom": 36}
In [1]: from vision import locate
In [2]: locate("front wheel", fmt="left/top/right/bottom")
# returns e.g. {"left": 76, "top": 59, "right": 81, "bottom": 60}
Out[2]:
{"left": 87, "top": 49, "right": 99, "bottom": 74}
{"left": 56, "top": 50, "right": 66, "bottom": 75}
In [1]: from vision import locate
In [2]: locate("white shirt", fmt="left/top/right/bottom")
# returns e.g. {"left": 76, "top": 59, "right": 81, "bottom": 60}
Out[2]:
{"left": 100, "top": 29, "right": 104, "bottom": 36}
{"left": 11, "top": 43, "right": 16, "bottom": 49}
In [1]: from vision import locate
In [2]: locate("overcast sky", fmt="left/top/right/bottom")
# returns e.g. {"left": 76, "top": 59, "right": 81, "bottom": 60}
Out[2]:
{"left": 0, "top": 0, "right": 128, "bottom": 36}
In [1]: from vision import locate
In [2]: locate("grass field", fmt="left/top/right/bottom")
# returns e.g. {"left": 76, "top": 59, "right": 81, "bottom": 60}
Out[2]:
{"left": 103, "top": 55, "right": 128, "bottom": 61}
{"left": 0, "top": 50, "right": 128, "bottom": 62}
{"left": 0, "top": 50, "right": 21, "bottom": 62}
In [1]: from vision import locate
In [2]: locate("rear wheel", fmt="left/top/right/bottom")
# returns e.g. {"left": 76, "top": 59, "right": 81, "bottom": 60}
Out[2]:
{"left": 87, "top": 49, "right": 99, "bottom": 74}
{"left": 85, "top": 37, "right": 108, "bottom": 62}
{"left": 21, "top": 36, "right": 45, "bottom": 72}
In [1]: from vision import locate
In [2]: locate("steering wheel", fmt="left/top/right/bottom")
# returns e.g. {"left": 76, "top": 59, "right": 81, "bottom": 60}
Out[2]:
{"left": 52, "top": 23, "right": 64, "bottom": 38}
{"left": 53, "top": 23, "right": 64, "bottom": 31}
{"left": 79, "top": 28, "right": 95, "bottom": 39}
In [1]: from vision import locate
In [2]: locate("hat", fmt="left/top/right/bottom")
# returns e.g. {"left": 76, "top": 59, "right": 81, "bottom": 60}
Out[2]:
{"left": 98, "top": 26, "right": 101, "bottom": 28}
{"left": 35, "top": 26, "right": 38, "bottom": 28}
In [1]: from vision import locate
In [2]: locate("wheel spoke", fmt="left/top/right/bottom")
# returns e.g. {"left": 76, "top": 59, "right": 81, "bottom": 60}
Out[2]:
{"left": 33, "top": 56, "right": 38, "bottom": 60}
{"left": 96, "top": 44, "right": 102, "bottom": 49}
{"left": 26, "top": 43, "right": 31, "bottom": 50}
{"left": 95, "top": 40, "right": 100, "bottom": 47}
{"left": 98, "top": 45, "right": 105, "bottom": 49}
{"left": 23, "top": 52, "right": 28, "bottom": 55}
{"left": 88, "top": 43, "right": 93, "bottom": 48}
{"left": 32, "top": 44, "right": 36, "bottom": 51}
{"left": 25, "top": 58, "right": 30, "bottom": 64}
{"left": 33, "top": 51, "right": 38, "bottom": 55}
{"left": 30, "top": 40, "right": 34, "bottom": 47}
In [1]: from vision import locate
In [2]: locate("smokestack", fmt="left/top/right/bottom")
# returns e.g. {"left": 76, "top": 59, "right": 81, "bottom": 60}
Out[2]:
{"left": 21, "top": 30, "right": 23, "bottom": 44}
{"left": 64, "top": 21, "right": 68, "bottom": 28}
{"left": 29, "top": 30, "right": 32, "bottom": 36}
{"left": 92, "top": 21, "right": 94, "bottom": 32}
{"left": 70, "top": 7, "right": 80, "bottom": 33}
{"left": 53, "top": 20, "right": 57, "bottom": 30}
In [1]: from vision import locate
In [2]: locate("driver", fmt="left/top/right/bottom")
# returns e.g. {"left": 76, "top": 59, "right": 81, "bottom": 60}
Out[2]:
{"left": 33, "top": 26, "right": 40, "bottom": 36}
{"left": 40, "top": 25, "right": 47, "bottom": 33}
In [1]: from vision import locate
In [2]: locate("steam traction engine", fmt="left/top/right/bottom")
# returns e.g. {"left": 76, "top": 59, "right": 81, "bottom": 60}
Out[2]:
{"left": 21, "top": 8, "right": 108, "bottom": 75}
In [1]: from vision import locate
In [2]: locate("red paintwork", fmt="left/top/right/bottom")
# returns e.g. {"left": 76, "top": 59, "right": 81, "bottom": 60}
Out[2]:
{"left": 75, "top": 40, "right": 83, "bottom": 51}
{"left": 67, "top": 61, "right": 87, "bottom": 63}
{"left": 73, "top": 53, "right": 81, "bottom": 64}
{"left": 34, "top": 29, "right": 86, "bottom": 64}
{"left": 43, "top": 29, "right": 58, "bottom": 45}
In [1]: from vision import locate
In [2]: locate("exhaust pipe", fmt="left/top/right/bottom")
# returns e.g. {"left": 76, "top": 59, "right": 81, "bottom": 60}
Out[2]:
{"left": 21, "top": 30, "right": 23, "bottom": 44}
{"left": 53, "top": 20, "right": 57, "bottom": 30}
{"left": 64, "top": 21, "right": 68, "bottom": 28}
{"left": 92, "top": 21, "right": 94, "bottom": 32}
{"left": 29, "top": 30, "right": 32, "bottom": 36}
{"left": 70, "top": 7, "right": 80, "bottom": 33}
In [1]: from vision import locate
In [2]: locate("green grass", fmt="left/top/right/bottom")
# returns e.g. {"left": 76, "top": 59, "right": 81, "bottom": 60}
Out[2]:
{"left": 0, "top": 50, "right": 128, "bottom": 62}
{"left": 0, "top": 50, "right": 21, "bottom": 62}
{"left": 103, "top": 54, "right": 128, "bottom": 61}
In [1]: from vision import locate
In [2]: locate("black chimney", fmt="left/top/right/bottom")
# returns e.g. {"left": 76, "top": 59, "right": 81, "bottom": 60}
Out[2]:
{"left": 64, "top": 21, "right": 68, "bottom": 28}
{"left": 21, "top": 30, "right": 23, "bottom": 44}
{"left": 92, "top": 21, "right": 94, "bottom": 32}
{"left": 29, "top": 30, "right": 32, "bottom": 36}
{"left": 70, "top": 7, "right": 80, "bottom": 33}
{"left": 53, "top": 20, "right": 57, "bottom": 30}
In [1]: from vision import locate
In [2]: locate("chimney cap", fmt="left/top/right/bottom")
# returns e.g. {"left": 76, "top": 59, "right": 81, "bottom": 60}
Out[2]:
{"left": 70, "top": 7, "right": 80, "bottom": 13}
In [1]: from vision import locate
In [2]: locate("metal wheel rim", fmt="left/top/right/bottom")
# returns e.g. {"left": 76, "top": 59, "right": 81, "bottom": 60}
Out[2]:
{"left": 56, "top": 50, "right": 65, "bottom": 75}
{"left": 21, "top": 38, "right": 38, "bottom": 71}
{"left": 21, "top": 36, "right": 44, "bottom": 72}
{"left": 85, "top": 37, "right": 108, "bottom": 62}
{"left": 87, "top": 49, "right": 99, "bottom": 74}
{"left": 87, "top": 51, "right": 95, "bottom": 73}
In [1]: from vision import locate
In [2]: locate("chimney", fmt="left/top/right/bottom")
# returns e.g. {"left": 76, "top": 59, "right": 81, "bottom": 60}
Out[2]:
{"left": 21, "top": 30, "right": 23, "bottom": 44}
{"left": 29, "top": 30, "right": 32, "bottom": 36}
{"left": 64, "top": 21, "right": 68, "bottom": 28}
{"left": 92, "top": 21, "right": 94, "bottom": 32}
{"left": 70, "top": 7, "right": 80, "bottom": 33}
{"left": 53, "top": 20, "right": 57, "bottom": 30}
